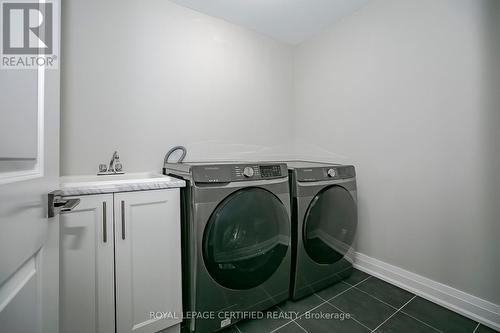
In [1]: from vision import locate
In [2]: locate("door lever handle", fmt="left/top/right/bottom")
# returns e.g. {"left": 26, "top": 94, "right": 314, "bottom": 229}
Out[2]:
{"left": 48, "top": 191, "right": 81, "bottom": 218}
{"left": 58, "top": 199, "right": 80, "bottom": 212}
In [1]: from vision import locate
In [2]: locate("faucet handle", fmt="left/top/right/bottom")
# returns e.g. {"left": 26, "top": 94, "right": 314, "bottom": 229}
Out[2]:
{"left": 99, "top": 164, "right": 108, "bottom": 173}
{"left": 114, "top": 163, "right": 123, "bottom": 172}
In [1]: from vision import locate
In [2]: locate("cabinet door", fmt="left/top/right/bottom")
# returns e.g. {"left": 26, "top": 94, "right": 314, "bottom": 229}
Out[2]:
{"left": 60, "top": 194, "right": 115, "bottom": 333}
{"left": 114, "top": 189, "right": 182, "bottom": 333}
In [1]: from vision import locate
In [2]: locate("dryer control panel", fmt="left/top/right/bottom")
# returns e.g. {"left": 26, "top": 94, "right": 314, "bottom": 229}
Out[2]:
{"left": 192, "top": 163, "right": 287, "bottom": 183}
{"left": 296, "top": 165, "right": 355, "bottom": 182}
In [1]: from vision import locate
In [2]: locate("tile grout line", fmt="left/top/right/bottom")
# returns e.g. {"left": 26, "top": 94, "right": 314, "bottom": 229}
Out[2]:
{"left": 275, "top": 304, "right": 309, "bottom": 333}
{"left": 350, "top": 278, "right": 448, "bottom": 333}
{"left": 398, "top": 309, "right": 444, "bottom": 333}
{"left": 370, "top": 295, "right": 417, "bottom": 332}
{"left": 342, "top": 278, "right": 365, "bottom": 287}
{"left": 275, "top": 304, "right": 310, "bottom": 333}
{"left": 268, "top": 317, "right": 292, "bottom": 333}
{"left": 348, "top": 284, "right": 400, "bottom": 310}
{"left": 248, "top": 272, "right": 464, "bottom": 333}
{"left": 315, "top": 291, "right": 372, "bottom": 332}
{"left": 273, "top": 304, "right": 300, "bottom": 333}
{"left": 320, "top": 276, "right": 372, "bottom": 304}
{"left": 347, "top": 275, "right": 445, "bottom": 333}
{"left": 292, "top": 320, "right": 309, "bottom": 333}
{"left": 472, "top": 323, "right": 480, "bottom": 333}
{"left": 269, "top": 276, "right": 372, "bottom": 333}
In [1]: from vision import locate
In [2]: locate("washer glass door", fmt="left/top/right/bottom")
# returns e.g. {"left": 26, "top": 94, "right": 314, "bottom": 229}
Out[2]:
{"left": 303, "top": 185, "right": 357, "bottom": 264}
{"left": 203, "top": 187, "right": 289, "bottom": 290}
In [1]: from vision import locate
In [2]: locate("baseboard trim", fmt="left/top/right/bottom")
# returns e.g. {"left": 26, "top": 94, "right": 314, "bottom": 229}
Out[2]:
{"left": 353, "top": 252, "right": 500, "bottom": 332}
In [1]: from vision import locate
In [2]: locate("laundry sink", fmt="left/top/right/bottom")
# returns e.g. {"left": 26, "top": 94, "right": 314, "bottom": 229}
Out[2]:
{"left": 59, "top": 172, "right": 185, "bottom": 196}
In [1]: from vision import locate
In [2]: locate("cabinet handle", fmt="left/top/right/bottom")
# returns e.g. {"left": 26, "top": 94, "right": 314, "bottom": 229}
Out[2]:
{"left": 102, "top": 202, "right": 107, "bottom": 243}
{"left": 121, "top": 200, "right": 125, "bottom": 240}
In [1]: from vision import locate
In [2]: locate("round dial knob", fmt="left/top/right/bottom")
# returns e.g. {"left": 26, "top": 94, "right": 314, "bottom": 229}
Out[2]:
{"left": 327, "top": 168, "right": 336, "bottom": 178}
{"left": 243, "top": 167, "right": 255, "bottom": 178}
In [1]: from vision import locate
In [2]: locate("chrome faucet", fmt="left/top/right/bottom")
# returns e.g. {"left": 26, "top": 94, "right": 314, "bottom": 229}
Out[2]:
{"left": 109, "top": 151, "right": 120, "bottom": 172}
{"left": 98, "top": 151, "right": 124, "bottom": 175}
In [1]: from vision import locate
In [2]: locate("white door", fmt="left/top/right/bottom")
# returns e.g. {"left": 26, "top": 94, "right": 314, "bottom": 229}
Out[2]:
{"left": 0, "top": 6, "right": 60, "bottom": 333}
{"left": 60, "top": 194, "right": 115, "bottom": 333}
{"left": 114, "top": 189, "right": 183, "bottom": 333}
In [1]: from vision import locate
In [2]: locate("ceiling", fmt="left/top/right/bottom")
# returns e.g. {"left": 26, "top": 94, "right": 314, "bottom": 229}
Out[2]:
{"left": 169, "top": 0, "right": 370, "bottom": 45}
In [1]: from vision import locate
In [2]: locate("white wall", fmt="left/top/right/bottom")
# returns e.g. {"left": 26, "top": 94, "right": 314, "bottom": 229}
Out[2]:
{"left": 61, "top": 0, "right": 294, "bottom": 175}
{"left": 294, "top": 0, "right": 500, "bottom": 305}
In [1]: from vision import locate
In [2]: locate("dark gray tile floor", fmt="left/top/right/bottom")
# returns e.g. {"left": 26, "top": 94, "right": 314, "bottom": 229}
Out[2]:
{"left": 218, "top": 269, "right": 499, "bottom": 333}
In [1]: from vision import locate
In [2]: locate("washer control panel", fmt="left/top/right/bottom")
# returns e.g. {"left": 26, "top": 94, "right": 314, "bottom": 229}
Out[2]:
{"left": 260, "top": 165, "right": 283, "bottom": 178}
{"left": 192, "top": 163, "right": 287, "bottom": 183}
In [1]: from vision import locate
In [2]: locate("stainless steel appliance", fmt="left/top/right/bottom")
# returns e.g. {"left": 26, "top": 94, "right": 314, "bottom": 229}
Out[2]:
{"left": 287, "top": 161, "right": 357, "bottom": 300}
{"left": 164, "top": 162, "right": 291, "bottom": 333}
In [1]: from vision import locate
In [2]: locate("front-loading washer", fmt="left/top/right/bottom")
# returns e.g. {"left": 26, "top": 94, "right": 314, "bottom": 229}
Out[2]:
{"left": 164, "top": 162, "right": 291, "bottom": 333}
{"left": 286, "top": 161, "right": 358, "bottom": 300}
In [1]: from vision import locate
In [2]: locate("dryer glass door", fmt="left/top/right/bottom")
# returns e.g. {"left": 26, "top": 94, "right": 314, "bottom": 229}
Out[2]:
{"left": 203, "top": 187, "right": 290, "bottom": 290}
{"left": 303, "top": 185, "right": 357, "bottom": 264}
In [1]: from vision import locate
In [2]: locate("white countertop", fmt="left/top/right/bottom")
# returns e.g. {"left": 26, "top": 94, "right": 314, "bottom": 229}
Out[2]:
{"left": 59, "top": 172, "right": 185, "bottom": 196}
